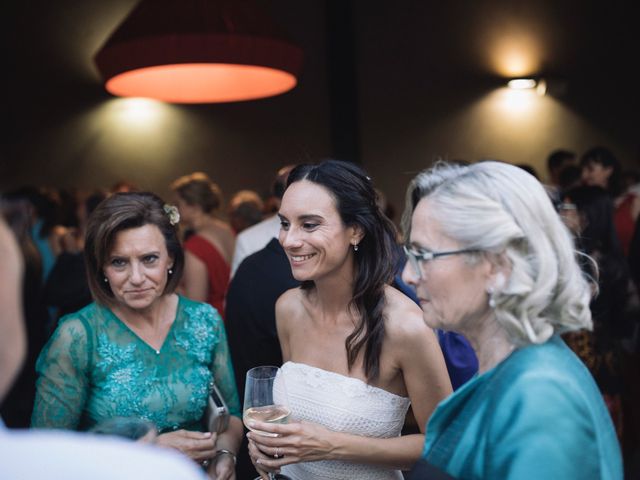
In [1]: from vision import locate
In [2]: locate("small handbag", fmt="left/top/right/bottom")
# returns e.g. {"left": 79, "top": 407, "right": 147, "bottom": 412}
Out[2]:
{"left": 204, "top": 381, "right": 229, "bottom": 434}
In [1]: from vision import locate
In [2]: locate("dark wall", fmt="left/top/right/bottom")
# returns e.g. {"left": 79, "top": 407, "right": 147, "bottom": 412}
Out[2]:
{"left": 2, "top": 0, "right": 332, "bottom": 202}
{"left": 2, "top": 0, "right": 638, "bottom": 217}
{"left": 353, "top": 1, "right": 639, "bottom": 215}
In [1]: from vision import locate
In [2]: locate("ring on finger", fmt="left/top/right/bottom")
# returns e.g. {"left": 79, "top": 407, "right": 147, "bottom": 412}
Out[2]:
{"left": 274, "top": 447, "right": 280, "bottom": 459}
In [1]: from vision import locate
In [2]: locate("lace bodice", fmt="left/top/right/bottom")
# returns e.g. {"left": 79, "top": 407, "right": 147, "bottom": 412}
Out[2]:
{"left": 280, "top": 361, "right": 410, "bottom": 480}
{"left": 31, "top": 296, "right": 241, "bottom": 432}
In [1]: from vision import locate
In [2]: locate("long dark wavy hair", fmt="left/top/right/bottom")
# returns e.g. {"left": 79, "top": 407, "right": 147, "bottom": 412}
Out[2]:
{"left": 286, "top": 160, "right": 399, "bottom": 382}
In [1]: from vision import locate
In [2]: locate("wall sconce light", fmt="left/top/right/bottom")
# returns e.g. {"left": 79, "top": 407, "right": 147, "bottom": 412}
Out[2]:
{"left": 507, "top": 77, "right": 547, "bottom": 96}
{"left": 507, "top": 78, "right": 537, "bottom": 90}
{"left": 94, "top": 0, "right": 303, "bottom": 104}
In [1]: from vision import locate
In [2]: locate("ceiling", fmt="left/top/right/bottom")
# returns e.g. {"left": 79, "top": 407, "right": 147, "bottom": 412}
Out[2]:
{"left": 3, "top": 0, "right": 638, "bottom": 188}
{"left": 7, "top": 0, "right": 637, "bottom": 89}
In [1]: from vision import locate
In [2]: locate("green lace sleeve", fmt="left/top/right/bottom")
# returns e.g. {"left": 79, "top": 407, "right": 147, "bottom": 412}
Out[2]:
{"left": 31, "top": 316, "right": 91, "bottom": 429}
{"left": 210, "top": 311, "right": 242, "bottom": 418}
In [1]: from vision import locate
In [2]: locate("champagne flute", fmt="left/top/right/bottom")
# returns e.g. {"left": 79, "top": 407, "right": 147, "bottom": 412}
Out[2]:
{"left": 243, "top": 366, "right": 291, "bottom": 480}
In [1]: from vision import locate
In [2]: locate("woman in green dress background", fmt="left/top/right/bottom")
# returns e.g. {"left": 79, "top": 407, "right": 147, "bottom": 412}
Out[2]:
{"left": 31, "top": 192, "right": 242, "bottom": 480}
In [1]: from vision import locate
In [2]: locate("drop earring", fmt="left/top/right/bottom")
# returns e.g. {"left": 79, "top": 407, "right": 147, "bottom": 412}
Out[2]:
{"left": 168, "top": 268, "right": 173, "bottom": 275}
{"left": 353, "top": 243, "right": 359, "bottom": 252}
{"left": 487, "top": 273, "right": 505, "bottom": 308}
{"left": 487, "top": 286, "right": 496, "bottom": 308}
{"left": 103, "top": 277, "right": 109, "bottom": 283}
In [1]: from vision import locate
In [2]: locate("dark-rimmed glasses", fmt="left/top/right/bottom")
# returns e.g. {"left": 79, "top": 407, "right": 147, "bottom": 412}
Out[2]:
{"left": 403, "top": 244, "right": 479, "bottom": 279}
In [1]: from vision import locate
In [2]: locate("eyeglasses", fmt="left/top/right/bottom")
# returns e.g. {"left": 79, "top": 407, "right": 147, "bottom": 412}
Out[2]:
{"left": 403, "top": 244, "right": 479, "bottom": 278}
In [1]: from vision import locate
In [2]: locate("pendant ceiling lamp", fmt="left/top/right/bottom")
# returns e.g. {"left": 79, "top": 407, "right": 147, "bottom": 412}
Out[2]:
{"left": 94, "top": 0, "right": 303, "bottom": 103}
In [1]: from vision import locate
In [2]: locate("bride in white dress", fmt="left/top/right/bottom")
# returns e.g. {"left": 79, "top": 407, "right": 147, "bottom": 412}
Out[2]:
{"left": 247, "top": 161, "right": 452, "bottom": 479}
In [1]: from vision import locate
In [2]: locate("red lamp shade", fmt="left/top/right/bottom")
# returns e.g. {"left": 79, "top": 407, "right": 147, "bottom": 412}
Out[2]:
{"left": 94, "top": 0, "right": 303, "bottom": 103}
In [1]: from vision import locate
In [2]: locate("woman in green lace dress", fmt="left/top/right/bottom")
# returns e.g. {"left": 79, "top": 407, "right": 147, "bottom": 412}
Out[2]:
{"left": 31, "top": 192, "right": 242, "bottom": 480}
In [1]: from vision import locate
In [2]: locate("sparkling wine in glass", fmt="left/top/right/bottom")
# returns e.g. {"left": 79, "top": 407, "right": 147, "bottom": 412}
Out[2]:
{"left": 243, "top": 366, "right": 291, "bottom": 434}
{"left": 244, "top": 404, "right": 291, "bottom": 433}
{"left": 243, "top": 365, "right": 291, "bottom": 480}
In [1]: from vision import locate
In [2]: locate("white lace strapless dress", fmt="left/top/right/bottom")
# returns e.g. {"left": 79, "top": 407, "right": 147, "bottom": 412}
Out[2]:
{"left": 278, "top": 361, "right": 411, "bottom": 480}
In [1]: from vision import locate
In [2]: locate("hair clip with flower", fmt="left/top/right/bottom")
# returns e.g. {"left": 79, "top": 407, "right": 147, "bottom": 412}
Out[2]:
{"left": 163, "top": 204, "right": 180, "bottom": 226}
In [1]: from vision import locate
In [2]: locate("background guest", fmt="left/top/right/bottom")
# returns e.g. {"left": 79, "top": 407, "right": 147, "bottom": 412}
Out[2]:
{"left": 581, "top": 146, "right": 640, "bottom": 257}
{"left": 542, "top": 149, "right": 577, "bottom": 209}
{"left": 547, "top": 149, "right": 576, "bottom": 184}
{"left": 43, "top": 190, "right": 107, "bottom": 321}
{"left": 17, "top": 186, "right": 66, "bottom": 283}
{"left": 558, "top": 164, "right": 583, "bottom": 194}
{"left": 560, "top": 185, "right": 629, "bottom": 441}
{"left": 228, "top": 190, "right": 264, "bottom": 234}
{"left": 109, "top": 180, "right": 140, "bottom": 194}
{"left": 171, "top": 172, "right": 234, "bottom": 317}
{"left": 230, "top": 165, "right": 296, "bottom": 277}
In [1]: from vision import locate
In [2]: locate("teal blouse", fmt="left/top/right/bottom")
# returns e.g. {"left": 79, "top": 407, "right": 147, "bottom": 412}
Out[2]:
{"left": 423, "top": 336, "right": 623, "bottom": 479}
{"left": 31, "top": 296, "right": 241, "bottom": 433}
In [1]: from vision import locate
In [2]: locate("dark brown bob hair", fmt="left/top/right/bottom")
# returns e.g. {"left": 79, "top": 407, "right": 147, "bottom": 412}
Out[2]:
{"left": 84, "top": 192, "right": 184, "bottom": 306}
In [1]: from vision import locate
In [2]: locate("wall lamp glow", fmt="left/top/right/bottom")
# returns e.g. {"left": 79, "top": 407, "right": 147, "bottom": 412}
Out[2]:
{"left": 507, "top": 78, "right": 536, "bottom": 89}
{"left": 507, "top": 78, "right": 547, "bottom": 96}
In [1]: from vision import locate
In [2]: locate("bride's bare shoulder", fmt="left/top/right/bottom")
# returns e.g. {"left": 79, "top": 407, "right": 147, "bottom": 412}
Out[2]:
{"left": 276, "top": 287, "right": 305, "bottom": 315}
{"left": 383, "top": 285, "right": 430, "bottom": 339}
{"left": 275, "top": 288, "right": 310, "bottom": 351}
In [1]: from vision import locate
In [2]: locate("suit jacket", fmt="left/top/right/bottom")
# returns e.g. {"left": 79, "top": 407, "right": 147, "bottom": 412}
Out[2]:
{"left": 226, "top": 238, "right": 299, "bottom": 399}
{"left": 225, "top": 238, "right": 299, "bottom": 480}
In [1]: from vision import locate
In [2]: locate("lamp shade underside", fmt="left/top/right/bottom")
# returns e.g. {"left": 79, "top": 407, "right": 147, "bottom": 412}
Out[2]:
{"left": 105, "top": 63, "right": 297, "bottom": 103}
{"left": 93, "top": 0, "right": 303, "bottom": 103}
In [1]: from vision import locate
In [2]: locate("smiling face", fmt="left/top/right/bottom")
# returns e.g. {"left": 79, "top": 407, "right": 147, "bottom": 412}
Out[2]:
{"left": 278, "top": 180, "right": 362, "bottom": 283}
{"left": 401, "top": 197, "right": 492, "bottom": 334}
{"left": 103, "top": 224, "right": 174, "bottom": 312}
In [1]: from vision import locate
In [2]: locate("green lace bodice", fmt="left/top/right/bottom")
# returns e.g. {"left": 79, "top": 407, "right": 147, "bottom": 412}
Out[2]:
{"left": 31, "top": 296, "right": 241, "bottom": 433}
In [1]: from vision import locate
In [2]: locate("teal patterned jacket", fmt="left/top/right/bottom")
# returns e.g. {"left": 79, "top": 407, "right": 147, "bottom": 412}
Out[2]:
{"left": 32, "top": 296, "right": 241, "bottom": 433}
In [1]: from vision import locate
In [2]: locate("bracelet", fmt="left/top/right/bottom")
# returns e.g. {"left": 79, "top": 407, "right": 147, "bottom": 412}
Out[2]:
{"left": 215, "top": 449, "right": 237, "bottom": 465}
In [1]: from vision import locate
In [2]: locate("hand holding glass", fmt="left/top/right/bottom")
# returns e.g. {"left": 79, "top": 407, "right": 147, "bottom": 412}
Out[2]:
{"left": 243, "top": 366, "right": 291, "bottom": 480}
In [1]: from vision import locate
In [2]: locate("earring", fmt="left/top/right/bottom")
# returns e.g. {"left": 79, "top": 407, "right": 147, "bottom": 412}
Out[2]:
{"left": 353, "top": 244, "right": 359, "bottom": 252}
{"left": 103, "top": 277, "right": 109, "bottom": 283}
{"left": 486, "top": 286, "right": 496, "bottom": 308}
{"left": 168, "top": 268, "right": 173, "bottom": 275}
{"left": 487, "top": 273, "right": 505, "bottom": 308}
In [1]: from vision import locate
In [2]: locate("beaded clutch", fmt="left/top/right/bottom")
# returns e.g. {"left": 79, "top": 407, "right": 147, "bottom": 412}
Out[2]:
{"left": 204, "top": 381, "right": 229, "bottom": 434}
